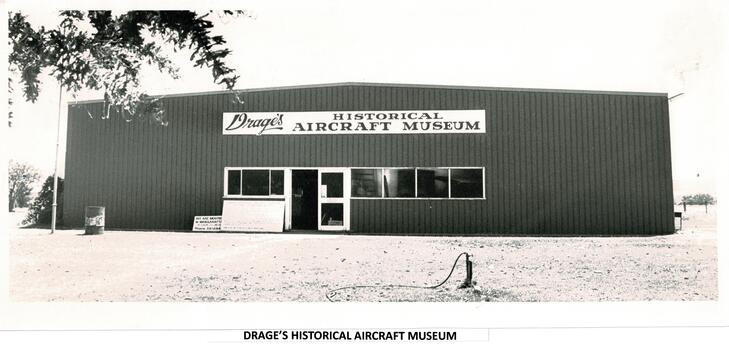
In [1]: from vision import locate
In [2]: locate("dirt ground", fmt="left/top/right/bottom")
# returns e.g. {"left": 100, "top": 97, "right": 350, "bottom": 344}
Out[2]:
{"left": 7, "top": 205, "right": 717, "bottom": 302}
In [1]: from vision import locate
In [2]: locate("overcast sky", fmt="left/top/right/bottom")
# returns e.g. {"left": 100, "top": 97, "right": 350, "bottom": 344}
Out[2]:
{"left": 3, "top": 0, "right": 725, "bottom": 198}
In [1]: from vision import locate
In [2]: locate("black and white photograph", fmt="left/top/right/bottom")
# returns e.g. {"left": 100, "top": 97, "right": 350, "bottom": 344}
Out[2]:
{"left": 1, "top": 0, "right": 727, "bottom": 348}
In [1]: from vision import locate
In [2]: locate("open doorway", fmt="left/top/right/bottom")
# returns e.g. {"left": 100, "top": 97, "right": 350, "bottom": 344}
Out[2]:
{"left": 291, "top": 170, "right": 318, "bottom": 230}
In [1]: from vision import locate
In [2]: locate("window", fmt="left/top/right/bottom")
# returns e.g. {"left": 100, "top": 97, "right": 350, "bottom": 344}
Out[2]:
{"left": 225, "top": 168, "right": 285, "bottom": 197}
{"left": 417, "top": 168, "right": 449, "bottom": 198}
{"left": 227, "top": 167, "right": 484, "bottom": 199}
{"left": 450, "top": 168, "right": 484, "bottom": 198}
{"left": 321, "top": 172, "right": 344, "bottom": 198}
{"left": 240, "top": 170, "right": 269, "bottom": 195}
{"left": 351, "top": 169, "right": 382, "bottom": 197}
{"left": 227, "top": 169, "right": 241, "bottom": 195}
{"left": 383, "top": 169, "right": 415, "bottom": 198}
{"left": 321, "top": 203, "right": 344, "bottom": 226}
{"left": 270, "top": 170, "right": 284, "bottom": 195}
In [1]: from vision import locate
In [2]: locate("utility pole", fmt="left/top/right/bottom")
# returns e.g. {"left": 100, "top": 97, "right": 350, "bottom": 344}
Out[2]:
{"left": 51, "top": 85, "right": 62, "bottom": 234}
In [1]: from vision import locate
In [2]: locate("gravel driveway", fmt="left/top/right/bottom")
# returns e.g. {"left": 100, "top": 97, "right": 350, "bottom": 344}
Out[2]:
{"left": 9, "top": 220, "right": 716, "bottom": 302}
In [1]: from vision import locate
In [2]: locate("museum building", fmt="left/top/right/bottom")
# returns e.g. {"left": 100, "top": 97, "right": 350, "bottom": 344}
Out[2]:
{"left": 63, "top": 82, "right": 674, "bottom": 235}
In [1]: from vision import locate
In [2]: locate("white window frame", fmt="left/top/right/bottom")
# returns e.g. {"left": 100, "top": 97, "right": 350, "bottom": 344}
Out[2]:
{"left": 350, "top": 167, "right": 384, "bottom": 198}
{"left": 223, "top": 167, "right": 351, "bottom": 231}
{"left": 222, "top": 166, "right": 485, "bottom": 233}
{"left": 318, "top": 168, "right": 351, "bottom": 231}
{"left": 223, "top": 167, "right": 286, "bottom": 199}
{"left": 448, "top": 167, "right": 487, "bottom": 199}
{"left": 350, "top": 166, "right": 486, "bottom": 200}
{"left": 223, "top": 166, "right": 485, "bottom": 203}
{"left": 415, "top": 167, "right": 451, "bottom": 199}
{"left": 381, "top": 167, "right": 417, "bottom": 199}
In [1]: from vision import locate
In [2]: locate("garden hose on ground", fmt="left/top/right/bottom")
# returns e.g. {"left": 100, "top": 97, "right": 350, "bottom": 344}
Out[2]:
{"left": 325, "top": 252, "right": 471, "bottom": 302}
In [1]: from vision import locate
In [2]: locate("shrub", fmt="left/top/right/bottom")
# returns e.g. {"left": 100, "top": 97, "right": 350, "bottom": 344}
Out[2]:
{"left": 23, "top": 176, "right": 63, "bottom": 226}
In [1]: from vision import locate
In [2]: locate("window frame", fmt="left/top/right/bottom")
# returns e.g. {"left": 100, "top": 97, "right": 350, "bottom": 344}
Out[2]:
{"left": 382, "top": 167, "right": 417, "bottom": 199}
{"left": 224, "top": 166, "right": 486, "bottom": 200}
{"left": 415, "top": 167, "right": 450, "bottom": 199}
{"left": 350, "top": 167, "right": 486, "bottom": 200}
{"left": 448, "top": 167, "right": 486, "bottom": 199}
{"left": 350, "top": 168, "right": 384, "bottom": 198}
{"left": 223, "top": 167, "right": 286, "bottom": 199}
{"left": 270, "top": 169, "right": 285, "bottom": 196}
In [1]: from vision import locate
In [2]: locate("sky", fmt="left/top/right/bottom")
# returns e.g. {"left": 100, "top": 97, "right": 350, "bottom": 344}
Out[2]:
{"left": 3, "top": 0, "right": 726, "bottom": 199}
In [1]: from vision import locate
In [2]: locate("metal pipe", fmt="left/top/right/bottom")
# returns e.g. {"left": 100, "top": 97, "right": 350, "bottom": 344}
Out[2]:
{"left": 51, "top": 85, "right": 62, "bottom": 234}
{"left": 458, "top": 253, "right": 474, "bottom": 288}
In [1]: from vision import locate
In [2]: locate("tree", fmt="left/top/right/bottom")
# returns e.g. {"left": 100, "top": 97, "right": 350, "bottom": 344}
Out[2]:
{"left": 8, "top": 10, "right": 248, "bottom": 125}
{"left": 23, "top": 176, "right": 63, "bottom": 226}
{"left": 8, "top": 160, "right": 41, "bottom": 211}
{"left": 681, "top": 193, "right": 716, "bottom": 213}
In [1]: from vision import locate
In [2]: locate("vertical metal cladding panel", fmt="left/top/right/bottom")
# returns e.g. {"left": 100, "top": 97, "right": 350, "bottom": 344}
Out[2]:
{"left": 63, "top": 84, "right": 673, "bottom": 234}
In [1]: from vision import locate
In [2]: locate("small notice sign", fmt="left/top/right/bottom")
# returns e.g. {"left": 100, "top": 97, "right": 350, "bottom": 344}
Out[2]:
{"left": 221, "top": 200, "right": 285, "bottom": 232}
{"left": 192, "top": 216, "right": 222, "bottom": 232}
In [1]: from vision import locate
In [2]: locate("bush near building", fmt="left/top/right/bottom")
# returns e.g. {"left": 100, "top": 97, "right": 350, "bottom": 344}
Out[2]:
{"left": 23, "top": 176, "right": 63, "bottom": 226}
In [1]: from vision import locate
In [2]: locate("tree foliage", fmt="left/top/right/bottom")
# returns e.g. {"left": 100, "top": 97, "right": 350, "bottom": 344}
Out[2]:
{"left": 8, "top": 160, "right": 41, "bottom": 211}
{"left": 681, "top": 193, "right": 716, "bottom": 206}
{"left": 8, "top": 10, "right": 247, "bottom": 125}
{"left": 23, "top": 176, "right": 63, "bottom": 226}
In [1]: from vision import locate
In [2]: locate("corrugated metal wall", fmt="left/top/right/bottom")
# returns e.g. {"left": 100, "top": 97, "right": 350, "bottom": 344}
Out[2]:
{"left": 64, "top": 84, "right": 673, "bottom": 234}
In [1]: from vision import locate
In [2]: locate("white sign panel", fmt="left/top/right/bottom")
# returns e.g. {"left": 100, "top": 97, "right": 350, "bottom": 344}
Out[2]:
{"left": 192, "top": 215, "right": 222, "bottom": 232}
{"left": 221, "top": 200, "right": 285, "bottom": 232}
{"left": 222, "top": 110, "right": 485, "bottom": 135}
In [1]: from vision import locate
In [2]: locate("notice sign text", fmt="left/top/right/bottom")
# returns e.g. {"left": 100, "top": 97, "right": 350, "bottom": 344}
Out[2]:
{"left": 222, "top": 110, "right": 486, "bottom": 135}
{"left": 192, "top": 216, "right": 222, "bottom": 232}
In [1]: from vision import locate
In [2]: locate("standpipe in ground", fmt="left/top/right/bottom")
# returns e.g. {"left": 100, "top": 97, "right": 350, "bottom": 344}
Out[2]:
{"left": 325, "top": 252, "right": 475, "bottom": 302}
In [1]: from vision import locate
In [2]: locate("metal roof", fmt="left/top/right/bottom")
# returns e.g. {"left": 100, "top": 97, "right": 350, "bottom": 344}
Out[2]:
{"left": 68, "top": 81, "right": 667, "bottom": 105}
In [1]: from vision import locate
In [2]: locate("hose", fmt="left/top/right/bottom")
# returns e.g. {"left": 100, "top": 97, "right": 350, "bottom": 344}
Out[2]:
{"left": 325, "top": 252, "right": 469, "bottom": 302}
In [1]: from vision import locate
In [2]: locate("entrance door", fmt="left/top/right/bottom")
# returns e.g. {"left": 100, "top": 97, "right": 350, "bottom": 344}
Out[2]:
{"left": 318, "top": 169, "right": 349, "bottom": 231}
{"left": 291, "top": 170, "right": 318, "bottom": 230}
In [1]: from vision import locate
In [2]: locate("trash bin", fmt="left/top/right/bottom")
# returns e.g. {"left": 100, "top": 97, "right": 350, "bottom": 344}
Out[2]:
{"left": 84, "top": 206, "right": 105, "bottom": 235}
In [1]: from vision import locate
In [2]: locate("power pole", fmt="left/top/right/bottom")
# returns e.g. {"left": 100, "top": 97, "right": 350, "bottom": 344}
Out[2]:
{"left": 51, "top": 85, "right": 62, "bottom": 234}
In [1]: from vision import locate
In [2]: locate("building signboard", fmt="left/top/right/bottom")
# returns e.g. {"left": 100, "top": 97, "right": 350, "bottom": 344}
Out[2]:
{"left": 222, "top": 110, "right": 486, "bottom": 135}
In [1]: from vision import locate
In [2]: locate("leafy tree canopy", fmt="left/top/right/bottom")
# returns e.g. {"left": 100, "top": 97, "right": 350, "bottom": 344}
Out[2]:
{"left": 681, "top": 193, "right": 716, "bottom": 206}
{"left": 8, "top": 160, "right": 41, "bottom": 210}
{"left": 8, "top": 10, "right": 247, "bottom": 125}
